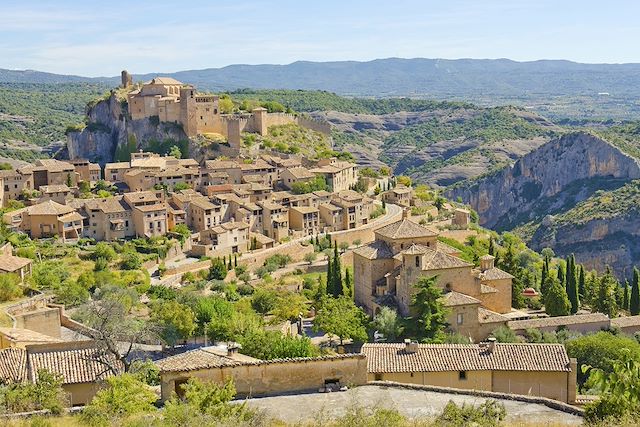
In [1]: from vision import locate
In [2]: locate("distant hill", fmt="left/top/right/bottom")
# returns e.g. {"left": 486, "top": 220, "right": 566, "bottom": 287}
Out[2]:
{"left": 3, "top": 58, "right": 640, "bottom": 98}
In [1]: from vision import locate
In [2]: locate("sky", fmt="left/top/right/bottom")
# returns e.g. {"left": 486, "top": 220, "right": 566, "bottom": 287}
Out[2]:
{"left": 1, "top": 0, "right": 639, "bottom": 77}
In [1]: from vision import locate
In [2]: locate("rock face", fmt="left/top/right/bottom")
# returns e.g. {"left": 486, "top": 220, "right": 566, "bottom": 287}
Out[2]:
{"left": 66, "top": 93, "right": 188, "bottom": 165}
{"left": 448, "top": 132, "right": 640, "bottom": 229}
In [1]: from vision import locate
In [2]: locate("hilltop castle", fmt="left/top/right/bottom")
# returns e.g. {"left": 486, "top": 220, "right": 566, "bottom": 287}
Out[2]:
{"left": 121, "top": 70, "right": 330, "bottom": 149}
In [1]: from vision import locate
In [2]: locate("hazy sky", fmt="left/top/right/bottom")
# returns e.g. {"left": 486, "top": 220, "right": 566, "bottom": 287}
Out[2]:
{"left": 2, "top": 0, "right": 639, "bottom": 76}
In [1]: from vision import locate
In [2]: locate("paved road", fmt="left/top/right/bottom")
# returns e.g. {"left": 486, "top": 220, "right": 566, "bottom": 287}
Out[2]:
{"left": 243, "top": 385, "right": 582, "bottom": 425}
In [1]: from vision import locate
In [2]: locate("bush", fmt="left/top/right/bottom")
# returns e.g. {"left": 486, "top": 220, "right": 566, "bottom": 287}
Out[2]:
{"left": 92, "top": 242, "right": 116, "bottom": 262}
{"left": 435, "top": 400, "right": 506, "bottom": 427}
{"left": 0, "top": 273, "right": 23, "bottom": 302}
{"left": 120, "top": 251, "right": 142, "bottom": 270}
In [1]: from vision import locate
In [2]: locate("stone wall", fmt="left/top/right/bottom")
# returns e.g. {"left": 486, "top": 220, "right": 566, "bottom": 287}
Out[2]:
{"left": 160, "top": 354, "right": 367, "bottom": 401}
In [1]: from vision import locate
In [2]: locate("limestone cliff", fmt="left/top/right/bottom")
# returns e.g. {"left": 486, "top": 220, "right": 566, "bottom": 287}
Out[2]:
{"left": 448, "top": 132, "right": 640, "bottom": 229}
{"left": 447, "top": 132, "right": 640, "bottom": 276}
{"left": 66, "top": 93, "right": 188, "bottom": 165}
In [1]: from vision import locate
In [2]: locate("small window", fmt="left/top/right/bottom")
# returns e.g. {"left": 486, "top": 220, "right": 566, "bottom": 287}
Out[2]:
{"left": 415, "top": 256, "right": 420, "bottom": 267}
{"left": 374, "top": 373, "right": 383, "bottom": 381}
{"left": 459, "top": 371, "right": 467, "bottom": 380}
{"left": 457, "top": 313, "right": 464, "bottom": 325}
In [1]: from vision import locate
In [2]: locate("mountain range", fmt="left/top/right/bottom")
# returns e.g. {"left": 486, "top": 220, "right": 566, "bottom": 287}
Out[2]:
{"left": 2, "top": 58, "right": 640, "bottom": 98}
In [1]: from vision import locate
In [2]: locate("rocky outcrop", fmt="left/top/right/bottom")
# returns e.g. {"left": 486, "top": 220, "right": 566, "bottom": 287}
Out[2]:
{"left": 66, "top": 93, "right": 188, "bottom": 165}
{"left": 447, "top": 132, "right": 640, "bottom": 229}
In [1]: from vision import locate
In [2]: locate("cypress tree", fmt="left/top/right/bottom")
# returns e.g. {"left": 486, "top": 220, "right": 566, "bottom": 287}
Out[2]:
{"left": 557, "top": 263, "right": 565, "bottom": 287}
{"left": 540, "top": 257, "right": 550, "bottom": 296}
{"left": 228, "top": 257, "right": 232, "bottom": 269}
{"left": 565, "top": 254, "right": 579, "bottom": 314}
{"left": 578, "top": 264, "right": 586, "bottom": 299}
{"left": 315, "top": 235, "right": 319, "bottom": 246}
{"left": 326, "top": 257, "right": 334, "bottom": 296}
{"left": 631, "top": 267, "right": 640, "bottom": 315}
{"left": 623, "top": 280, "right": 630, "bottom": 311}
{"left": 234, "top": 254, "right": 238, "bottom": 268}
{"left": 343, "top": 268, "right": 352, "bottom": 297}
{"left": 332, "top": 245, "right": 342, "bottom": 297}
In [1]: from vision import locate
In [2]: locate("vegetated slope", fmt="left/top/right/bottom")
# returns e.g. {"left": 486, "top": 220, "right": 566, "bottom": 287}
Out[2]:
{"left": 447, "top": 132, "right": 640, "bottom": 276}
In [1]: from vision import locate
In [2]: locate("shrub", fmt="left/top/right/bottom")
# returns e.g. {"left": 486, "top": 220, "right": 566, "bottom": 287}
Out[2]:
{"left": 0, "top": 273, "right": 23, "bottom": 302}
{"left": 436, "top": 400, "right": 506, "bottom": 427}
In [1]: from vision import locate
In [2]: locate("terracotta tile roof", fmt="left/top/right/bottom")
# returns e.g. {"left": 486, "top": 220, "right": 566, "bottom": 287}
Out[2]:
{"left": 353, "top": 241, "right": 394, "bottom": 260}
{"left": 611, "top": 315, "right": 640, "bottom": 328}
{"left": 0, "top": 254, "right": 32, "bottom": 272}
{"left": 420, "top": 249, "right": 474, "bottom": 270}
{"left": 478, "top": 307, "right": 510, "bottom": 324}
{"left": 39, "top": 184, "right": 71, "bottom": 194}
{"left": 148, "top": 77, "right": 183, "bottom": 85}
{"left": 285, "top": 167, "right": 315, "bottom": 179}
{"left": 508, "top": 313, "right": 610, "bottom": 330}
{"left": 205, "top": 160, "right": 240, "bottom": 170}
{"left": 0, "top": 348, "right": 28, "bottom": 382}
{"left": 156, "top": 347, "right": 363, "bottom": 373}
{"left": 436, "top": 241, "right": 460, "bottom": 254}
{"left": 58, "top": 212, "right": 84, "bottom": 222}
{"left": 478, "top": 267, "right": 514, "bottom": 281}
{"left": 26, "top": 342, "right": 120, "bottom": 384}
{"left": 27, "top": 200, "right": 75, "bottom": 216}
{"left": 442, "top": 291, "right": 481, "bottom": 307}
{"left": 105, "top": 162, "right": 131, "bottom": 169}
{"left": 375, "top": 219, "right": 438, "bottom": 240}
{"left": 362, "top": 343, "right": 571, "bottom": 373}
{"left": 290, "top": 206, "right": 319, "bottom": 215}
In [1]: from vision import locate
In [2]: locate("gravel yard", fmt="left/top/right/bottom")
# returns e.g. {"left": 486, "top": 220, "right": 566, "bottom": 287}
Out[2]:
{"left": 243, "top": 385, "right": 583, "bottom": 425}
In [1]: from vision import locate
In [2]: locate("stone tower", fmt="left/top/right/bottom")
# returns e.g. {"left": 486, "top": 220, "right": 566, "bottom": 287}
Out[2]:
{"left": 121, "top": 70, "right": 132, "bottom": 88}
{"left": 252, "top": 107, "right": 268, "bottom": 136}
{"left": 179, "top": 87, "right": 197, "bottom": 137}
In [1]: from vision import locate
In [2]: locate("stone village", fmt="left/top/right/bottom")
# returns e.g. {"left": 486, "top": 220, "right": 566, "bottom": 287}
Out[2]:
{"left": 1, "top": 75, "right": 639, "bottom": 414}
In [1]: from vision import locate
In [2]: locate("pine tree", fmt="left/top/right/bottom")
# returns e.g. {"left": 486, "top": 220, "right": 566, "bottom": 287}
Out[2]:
{"left": 565, "top": 254, "right": 579, "bottom": 314}
{"left": 331, "top": 246, "right": 342, "bottom": 298}
{"left": 631, "top": 267, "right": 640, "bottom": 315}
{"left": 578, "top": 264, "right": 586, "bottom": 299}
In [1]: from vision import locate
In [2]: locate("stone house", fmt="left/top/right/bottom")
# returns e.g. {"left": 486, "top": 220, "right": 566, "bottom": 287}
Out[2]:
{"left": 123, "top": 191, "right": 167, "bottom": 238}
{"left": 37, "top": 184, "right": 74, "bottom": 205}
{"left": 257, "top": 200, "right": 289, "bottom": 241}
{"left": 67, "top": 159, "right": 101, "bottom": 183}
{"left": 191, "top": 221, "right": 249, "bottom": 257}
{"left": 0, "top": 341, "right": 120, "bottom": 406}
{"left": 289, "top": 206, "right": 320, "bottom": 236}
{"left": 281, "top": 166, "right": 316, "bottom": 190}
{"left": 362, "top": 340, "right": 577, "bottom": 404}
{"left": 353, "top": 217, "right": 513, "bottom": 342}
{"left": 383, "top": 185, "right": 413, "bottom": 207}
{"left": 0, "top": 243, "right": 32, "bottom": 283}
{"left": 0, "top": 168, "right": 34, "bottom": 206}
{"left": 155, "top": 346, "right": 367, "bottom": 401}
{"left": 310, "top": 158, "right": 358, "bottom": 193}
{"left": 73, "top": 197, "right": 134, "bottom": 241}
{"left": 5, "top": 200, "right": 83, "bottom": 241}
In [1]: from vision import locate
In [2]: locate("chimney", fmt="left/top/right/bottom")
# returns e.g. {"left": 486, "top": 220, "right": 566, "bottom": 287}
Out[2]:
{"left": 227, "top": 343, "right": 240, "bottom": 357}
{"left": 404, "top": 338, "right": 419, "bottom": 354}
{"left": 480, "top": 255, "right": 495, "bottom": 272}
{"left": 487, "top": 337, "right": 497, "bottom": 354}
{"left": 402, "top": 208, "right": 410, "bottom": 219}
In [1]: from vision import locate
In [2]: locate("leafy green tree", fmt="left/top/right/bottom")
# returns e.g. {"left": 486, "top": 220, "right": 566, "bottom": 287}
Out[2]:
{"left": 373, "top": 307, "right": 403, "bottom": 341}
{"left": 566, "top": 331, "right": 640, "bottom": 386}
{"left": 407, "top": 276, "right": 448, "bottom": 342}
{"left": 238, "top": 330, "right": 318, "bottom": 360}
{"left": 208, "top": 258, "right": 227, "bottom": 280}
{"left": 151, "top": 300, "right": 196, "bottom": 347}
{"left": 593, "top": 270, "right": 619, "bottom": 317}
{"left": 169, "top": 145, "right": 182, "bottom": 159}
{"left": 498, "top": 244, "right": 525, "bottom": 309}
{"left": 313, "top": 296, "right": 368, "bottom": 344}
{"left": 120, "top": 251, "right": 142, "bottom": 270}
{"left": 251, "top": 289, "right": 278, "bottom": 314}
{"left": 0, "top": 369, "right": 66, "bottom": 415}
{"left": 631, "top": 267, "right": 640, "bottom": 315}
{"left": 93, "top": 242, "right": 116, "bottom": 262}
{"left": 488, "top": 237, "right": 495, "bottom": 256}
{"left": 81, "top": 374, "right": 157, "bottom": 425}
{"left": 583, "top": 349, "right": 640, "bottom": 423}
{"left": 434, "top": 196, "right": 446, "bottom": 211}
{"left": 272, "top": 292, "right": 308, "bottom": 322}
{"left": 543, "top": 277, "right": 571, "bottom": 317}
{"left": 491, "top": 326, "right": 518, "bottom": 343}
{"left": 0, "top": 273, "right": 23, "bottom": 302}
